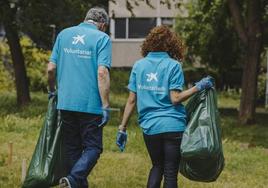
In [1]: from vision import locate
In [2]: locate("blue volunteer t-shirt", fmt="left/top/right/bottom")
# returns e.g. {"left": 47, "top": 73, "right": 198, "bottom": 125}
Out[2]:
{"left": 128, "top": 52, "right": 186, "bottom": 135}
{"left": 49, "top": 23, "right": 112, "bottom": 114}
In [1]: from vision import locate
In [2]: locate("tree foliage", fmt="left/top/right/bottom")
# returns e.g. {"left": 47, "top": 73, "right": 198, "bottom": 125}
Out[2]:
{"left": 19, "top": 0, "right": 108, "bottom": 49}
{"left": 176, "top": 0, "right": 245, "bottom": 91}
{"left": 177, "top": 1, "right": 242, "bottom": 71}
{"left": 0, "top": 0, "right": 108, "bottom": 105}
{"left": 176, "top": 0, "right": 268, "bottom": 124}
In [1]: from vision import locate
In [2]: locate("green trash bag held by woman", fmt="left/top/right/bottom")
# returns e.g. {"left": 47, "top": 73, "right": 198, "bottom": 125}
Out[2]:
{"left": 180, "top": 88, "right": 225, "bottom": 182}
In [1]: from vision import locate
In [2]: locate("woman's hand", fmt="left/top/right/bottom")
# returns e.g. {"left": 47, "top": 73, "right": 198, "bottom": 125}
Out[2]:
{"left": 115, "top": 92, "right": 136, "bottom": 151}
{"left": 195, "top": 76, "right": 214, "bottom": 91}
{"left": 116, "top": 126, "right": 128, "bottom": 152}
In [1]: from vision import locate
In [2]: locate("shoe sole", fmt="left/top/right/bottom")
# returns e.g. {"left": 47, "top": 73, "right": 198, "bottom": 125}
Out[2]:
{"left": 59, "top": 177, "right": 71, "bottom": 188}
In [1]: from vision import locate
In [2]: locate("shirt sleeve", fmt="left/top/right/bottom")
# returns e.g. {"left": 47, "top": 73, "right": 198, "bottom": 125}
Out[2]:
{"left": 97, "top": 35, "right": 112, "bottom": 69}
{"left": 49, "top": 33, "right": 61, "bottom": 65}
{"left": 169, "top": 63, "right": 184, "bottom": 91}
{"left": 127, "top": 64, "right": 137, "bottom": 93}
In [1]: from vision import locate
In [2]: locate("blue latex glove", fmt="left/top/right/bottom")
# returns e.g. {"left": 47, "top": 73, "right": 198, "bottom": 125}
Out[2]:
{"left": 116, "top": 131, "right": 127, "bottom": 152}
{"left": 98, "top": 108, "right": 110, "bottom": 127}
{"left": 48, "top": 91, "right": 56, "bottom": 99}
{"left": 195, "top": 76, "right": 214, "bottom": 91}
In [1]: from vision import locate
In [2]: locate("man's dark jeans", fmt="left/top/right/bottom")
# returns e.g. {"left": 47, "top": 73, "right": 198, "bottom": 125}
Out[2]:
{"left": 143, "top": 132, "right": 183, "bottom": 188}
{"left": 61, "top": 110, "right": 103, "bottom": 188}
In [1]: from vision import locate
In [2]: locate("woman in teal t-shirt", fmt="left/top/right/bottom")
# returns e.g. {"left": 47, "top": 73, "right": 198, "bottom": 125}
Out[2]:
{"left": 116, "top": 26, "right": 213, "bottom": 188}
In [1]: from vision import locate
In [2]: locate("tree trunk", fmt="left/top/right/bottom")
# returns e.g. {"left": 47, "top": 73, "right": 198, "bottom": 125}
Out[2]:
{"left": 228, "top": 0, "right": 263, "bottom": 124}
{"left": 239, "top": 42, "right": 262, "bottom": 124}
{"left": 4, "top": 22, "right": 31, "bottom": 106}
{"left": 239, "top": 0, "right": 263, "bottom": 124}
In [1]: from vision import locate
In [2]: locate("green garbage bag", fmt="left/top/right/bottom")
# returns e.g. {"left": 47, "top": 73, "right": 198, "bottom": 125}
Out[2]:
{"left": 22, "top": 95, "right": 65, "bottom": 188}
{"left": 179, "top": 88, "right": 224, "bottom": 182}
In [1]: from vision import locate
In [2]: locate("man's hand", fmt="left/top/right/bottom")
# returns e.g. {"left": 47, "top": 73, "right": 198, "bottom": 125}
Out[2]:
{"left": 116, "top": 129, "right": 127, "bottom": 152}
{"left": 47, "top": 62, "right": 56, "bottom": 93}
{"left": 99, "top": 108, "right": 110, "bottom": 127}
{"left": 195, "top": 76, "right": 214, "bottom": 91}
{"left": 98, "top": 65, "right": 110, "bottom": 126}
{"left": 48, "top": 91, "right": 56, "bottom": 100}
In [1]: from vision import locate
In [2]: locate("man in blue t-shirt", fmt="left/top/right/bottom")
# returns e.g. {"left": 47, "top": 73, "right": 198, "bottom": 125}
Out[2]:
{"left": 47, "top": 7, "right": 111, "bottom": 188}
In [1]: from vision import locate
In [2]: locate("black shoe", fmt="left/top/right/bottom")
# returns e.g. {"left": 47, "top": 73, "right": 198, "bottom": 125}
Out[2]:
{"left": 59, "top": 177, "right": 72, "bottom": 188}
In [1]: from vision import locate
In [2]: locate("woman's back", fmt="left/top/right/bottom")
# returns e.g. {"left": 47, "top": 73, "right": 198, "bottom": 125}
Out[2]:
{"left": 128, "top": 52, "right": 186, "bottom": 135}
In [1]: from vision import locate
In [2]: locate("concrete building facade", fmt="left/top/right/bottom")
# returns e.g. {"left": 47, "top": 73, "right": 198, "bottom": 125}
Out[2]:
{"left": 109, "top": 0, "right": 187, "bottom": 67}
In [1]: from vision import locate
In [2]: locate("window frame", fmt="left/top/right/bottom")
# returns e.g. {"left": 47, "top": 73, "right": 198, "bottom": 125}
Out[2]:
{"left": 111, "top": 17, "right": 175, "bottom": 41}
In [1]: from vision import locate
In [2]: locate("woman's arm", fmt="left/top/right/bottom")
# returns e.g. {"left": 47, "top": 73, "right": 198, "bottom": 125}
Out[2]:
{"left": 118, "top": 91, "right": 137, "bottom": 131}
{"left": 170, "top": 76, "right": 215, "bottom": 105}
{"left": 170, "top": 86, "right": 198, "bottom": 105}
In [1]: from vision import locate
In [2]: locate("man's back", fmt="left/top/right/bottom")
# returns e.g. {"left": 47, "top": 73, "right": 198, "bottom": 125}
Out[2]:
{"left": 48, "top": 7, "right": 111, "bottom": 188}
{"left": 50, "top": 22, "right": 111, "bottom": 114}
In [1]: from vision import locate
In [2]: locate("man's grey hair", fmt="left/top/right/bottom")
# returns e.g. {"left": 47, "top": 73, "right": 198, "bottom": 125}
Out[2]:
{"left": 84, "top": 7, "right": 109, "bottom": 25}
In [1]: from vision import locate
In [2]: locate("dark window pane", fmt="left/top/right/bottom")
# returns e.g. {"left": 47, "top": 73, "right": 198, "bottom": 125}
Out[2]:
{"left": 129, "top": 18, "right": 156, "bottom": 38}
{"left": 115, "top": 18, "right": 126, "bottom": 38}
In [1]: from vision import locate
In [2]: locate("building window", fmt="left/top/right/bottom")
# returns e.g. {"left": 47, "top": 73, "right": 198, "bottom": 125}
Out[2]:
{"left": 114, "top": 18, "right": 126, "bottom": 38}
{"left": 114, "top": 18, "right": 156, "bottom": 39}
{"left": 113, "top": 18, "right": 174, "bottom": 39}
{"left": 128, "top": 18, "right": 156, "bottom": 38}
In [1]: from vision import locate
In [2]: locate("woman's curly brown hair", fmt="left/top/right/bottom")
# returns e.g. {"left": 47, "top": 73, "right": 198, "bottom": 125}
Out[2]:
{"left": 141, "top": 26, "right": 185, "bottom": 61}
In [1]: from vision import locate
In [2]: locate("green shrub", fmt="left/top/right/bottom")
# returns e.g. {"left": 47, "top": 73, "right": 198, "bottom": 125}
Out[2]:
{"left": 0, "top": 42, "right": 13, "bottom": 92}
{"left": 0, "top": 37, "right": 50, "bottom": 92}
{"left": 21, "top": 37, "right": 50, "bottom": 92}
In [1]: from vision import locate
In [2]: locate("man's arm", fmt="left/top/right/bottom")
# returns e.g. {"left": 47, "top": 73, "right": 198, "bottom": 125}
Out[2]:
{"left": 98, "top": 65, "right": 110, "bottom": 108}
{"left": 47, "top": 62, "right": 56, "bottom": 92}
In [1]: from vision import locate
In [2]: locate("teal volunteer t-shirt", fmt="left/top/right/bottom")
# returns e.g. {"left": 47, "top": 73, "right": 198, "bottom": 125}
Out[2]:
{"left": 128, "top": 52, "right": 186, "bottom": 135}
{"left": 50, "top": 22, "right": 112, "bottom": 114}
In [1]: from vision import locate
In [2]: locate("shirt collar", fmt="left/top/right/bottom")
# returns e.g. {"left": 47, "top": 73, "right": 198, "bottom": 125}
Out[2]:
{"left": 146, "top": 52, "right": 170, "bottom": 58}
{"left": 78, "top": 22, "right": 98, "bottom": 30}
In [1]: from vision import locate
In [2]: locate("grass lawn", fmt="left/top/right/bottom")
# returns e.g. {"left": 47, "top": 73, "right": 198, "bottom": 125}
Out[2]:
{"left": 0, "top": 91, "right": 268, "bottom": 188}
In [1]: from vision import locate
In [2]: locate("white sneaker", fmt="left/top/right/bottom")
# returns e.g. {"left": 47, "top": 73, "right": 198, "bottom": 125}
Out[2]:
{"left": 59, "top": 177, "right": 72, "bottom": 188}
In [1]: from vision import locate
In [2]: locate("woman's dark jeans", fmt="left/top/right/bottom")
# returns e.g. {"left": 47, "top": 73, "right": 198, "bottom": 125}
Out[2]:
{"left": 143, "top": 132, "right": 183, "bottom": 188}
{"left": 61, "top": 110, "right": 103, "bottom": 188}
